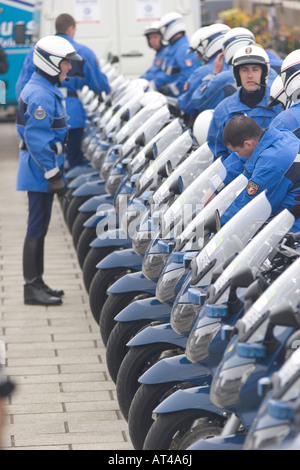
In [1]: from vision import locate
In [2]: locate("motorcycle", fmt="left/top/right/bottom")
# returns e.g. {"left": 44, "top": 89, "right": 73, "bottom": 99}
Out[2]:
{"left": 142, "top": 253, "right": 300, "bottom": 450}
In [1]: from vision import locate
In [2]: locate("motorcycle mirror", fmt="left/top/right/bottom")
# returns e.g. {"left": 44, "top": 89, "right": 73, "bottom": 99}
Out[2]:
{"left": 169, "top": 176, "right": 183, "bottom": 195}
{"left": 135, "top": 132, "right": 146, "bottom": 148}
{"left": 166, "top": 160, "right": 173, "bottom": 176}
{"left": 144, "top": 144, "right": 157, "bottom": 161}
{"left": 203, "top": 211, "right": 220, "bottom": 236}
{"left": 269, "top": 303, "right": 298, "bottom": 328}
{"left": 231, "top": 267, "right": 254, "bottom": 288}
{"left": 157, "top": 164, "right": 168, "bottom": 178}
{"left": 120, "top": 109, "right": 130, "bottom": 122}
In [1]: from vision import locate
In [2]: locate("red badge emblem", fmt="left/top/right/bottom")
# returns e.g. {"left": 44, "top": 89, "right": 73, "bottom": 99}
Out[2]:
{"left": 156, "top": 60, "right": 162, "bottom": 66}
{"left": 185, "top": 59, "right": 193, "bottom": 67}
{"left": 246, "top": 181, "right": 260, "bottom": 196}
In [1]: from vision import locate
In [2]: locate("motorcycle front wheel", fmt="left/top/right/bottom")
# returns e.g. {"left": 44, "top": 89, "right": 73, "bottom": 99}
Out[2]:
{"left": 143, "top": 410, "right": 225, "bottom": 450}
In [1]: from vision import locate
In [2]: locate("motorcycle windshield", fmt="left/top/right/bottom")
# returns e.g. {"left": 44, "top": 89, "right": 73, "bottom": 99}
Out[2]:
{"left": 176, "top": 174, "right": 248, "bottom": 252}
{"left": 120, "top": 104, "right": 171, "bottom": 158}
{"left": 161, "top": 158, "right": 228, "bottom": 239}
{"left": 130, "top": 118, "right": 183, "bottom": 175}
{"left": 236, "top": 256, "right": 300, "bottom": 344}
{"left": 209, "top": 209, "right": 295, "bottom": 306}
{"left": 104, "top": 89, "right": 145, "bottom": 135}
{"left": 114, "top": 95, "right": 167, "bottom": 145}
{"left": 152, "top": 142, "right": 214, "bottom": 210}
{"left": 100, "top": 85, "right": 142, "bottom": 126}
{"left": 190, "top": 192, "right": 272, "bottom": 288}
{"left": 136, "top": 130, "right": 193, "bottom": 195}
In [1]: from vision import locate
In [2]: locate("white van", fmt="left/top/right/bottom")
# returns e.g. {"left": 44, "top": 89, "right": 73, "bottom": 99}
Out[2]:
{"left": 35, "top": 0, "right": 201, "bottom": 78}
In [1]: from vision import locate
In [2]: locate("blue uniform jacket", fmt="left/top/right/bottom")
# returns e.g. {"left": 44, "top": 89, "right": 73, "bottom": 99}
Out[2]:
{"left": 270, "top": 101, "right": 300, "bottom": 138}
{"left": 141, "top": 46, "right": 168, "bottom": 81}
{"left": 177, "top": 57, "right": 215, "bottom": 114}
{"left": 16, "top": 72, "right": 68, "bottom": 193}
{"left": 221, "top": 127, "right": 300, "bottom": 232}
{"left": 207, "top": 78, "right": 281, "bottom": 160}
{"left": 153, "top": 35, "right": 198, "bottom": 97}
{"left": 15, "top": 34, "right": 110, "bottom": 129}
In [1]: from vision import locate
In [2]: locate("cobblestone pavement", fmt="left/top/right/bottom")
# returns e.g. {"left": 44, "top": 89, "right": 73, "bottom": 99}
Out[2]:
{"left": 0, "top": 122, "right": 133, "bottom": 450}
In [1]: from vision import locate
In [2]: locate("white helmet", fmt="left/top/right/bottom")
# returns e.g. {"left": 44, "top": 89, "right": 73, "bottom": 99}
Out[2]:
{"left": 222, "top": 27, "right": 255, "bottom": 65}
{"left": 281, "top": 49, "right": 300, "bottom": 103}
{"left": 268, "top": 75, "right": 288, "bottom": 109}
{"left": 144, "top": 21, "right": 161, "bottom": 36}
{"left": 33, "top": 35, "right": 82, "bottom": 77}
{"left": 232, "top": 44, "right": 270, "bottom": 87}
{"left": 193, "top": 109, "right": 214, "bottom": 146}
{"left": 194, "top": 23, "right": 231, "bottom": 62}
{"left": 159, "top": 12, "right": 186, "bottom": 44}
{"left": 188, "top": 26, "right": 210, "bottom": 53}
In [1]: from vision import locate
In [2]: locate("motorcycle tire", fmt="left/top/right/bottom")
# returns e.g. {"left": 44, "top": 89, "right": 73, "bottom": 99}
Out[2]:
{"left": 128, "top": 382, "right": 186, "bottom": 450}
{"left": 72, "top": 211, "right": 94, "bottom": 249}
{"left": 143, "top": 410, "right": 225, "bottom": 450}
{"left": 106, "top": 319, "right": 153, "bottom": 383}
{"left": 82, "top": 246, "right": 116, "bottom": 293}
{"left": 116, "top": 342, "right": 182, "bottom": 421}
{"left": 100, "top": 290, "right": 153, "bottom": 346}
{"left": 66, "top": 195, "right": 90, "bottom": 232}
{"left": 62, "top": 188, "right": 74, "bottom": 221}
{"left": 89, "top": 267, "right": 134, "bottom": 325}
{"left": 76, "top": 226, "right": 97, "bottom": 268}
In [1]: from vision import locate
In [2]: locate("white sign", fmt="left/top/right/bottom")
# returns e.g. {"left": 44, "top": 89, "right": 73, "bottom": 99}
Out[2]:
{"left": 136, "top": 0, "right": 162, "bottom": 21}
{"left": 74, "top": 0, "right": 101, "bottom": 24}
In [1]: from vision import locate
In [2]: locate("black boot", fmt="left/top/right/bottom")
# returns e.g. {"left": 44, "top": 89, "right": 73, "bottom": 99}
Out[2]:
{"left": 23, "top": 237, "right": 62, "bottom": 306}
{"left": 36, "top": 238, "right": 64, "bottom": 298}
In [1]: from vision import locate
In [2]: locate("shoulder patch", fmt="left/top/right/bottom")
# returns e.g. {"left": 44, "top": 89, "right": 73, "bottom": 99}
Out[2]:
{"left": 34, "top": 106, "right": 46, "bottom": 120}
{"left": 156, "top": 59, "right": 163, "bottom": 66}
{"left": 246, "top": 181, "right": 260, "bottom": 196}
{"left": 185, "top": 59, "right": 193, "bottom": 67}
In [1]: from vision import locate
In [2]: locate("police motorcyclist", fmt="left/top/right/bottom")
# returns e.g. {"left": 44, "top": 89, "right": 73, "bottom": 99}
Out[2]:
{"left": 192, "top": 28, "right": 282, "bottom": 115}
{"left": 141, "top": 21, "right": 168, "bottom": 82}
{"left": 16, "top": 35, "right": 82, "bottom": 306}
{"left": 207, "top": 44, "right": 281, "bottom": 160}
{"left": 177, "top": 23, "right": 231, "bottom": 116}
{"left": 220, "top": 115, "right": 300, "bottom": 233}
{"left": 153, "top": 12, "right": 198, "bottom": 97}
{"left": 15, "top": 13, "right": 111, "bottom": 169}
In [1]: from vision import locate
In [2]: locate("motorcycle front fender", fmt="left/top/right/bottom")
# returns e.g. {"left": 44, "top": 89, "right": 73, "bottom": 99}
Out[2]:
{"left": 115, "top": 296, "right": 171, "bottom": 323}
{"left": 66, "top": 164, "right": 94, "bottom": 180}
{"left": 88, "top": 230, "right": 132, "bottom": 250}
{"left": 83, "top": 209, "right": 118, "bottom": 229}
{"left": 139, "top": 353, "right": 212, "bottom": 386}
{"left": 68, "top": 171, "right": 99, "bottom": 189}
{"left": 73, "top": 179, "right": 106, "bottom": 197}
{"left": 153, "top": 385, "right": 222, "bottom": 415}
{"left": 127, "top": 323, "right": 186, "bottom": 348}
{"left": 107, "top": 271, "right": 157, "bottom": 295}
{"left": 78, "top": 194, "right": 114, "bottom": 213}
{"left": 187, "top": 433, "right": 246, "bottom": 450}
{"left": 96, "top": 248, "right": 143, "bottom": 270}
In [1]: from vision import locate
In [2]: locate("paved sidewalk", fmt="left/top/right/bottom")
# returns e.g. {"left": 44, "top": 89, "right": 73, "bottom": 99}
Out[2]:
{"left": 0, "top": 122, "right": 133, "bottom": 450}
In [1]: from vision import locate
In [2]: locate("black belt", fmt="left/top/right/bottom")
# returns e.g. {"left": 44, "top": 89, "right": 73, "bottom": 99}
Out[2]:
{"left": 67, "top": 91, "right": 78, "bottom": 98}
{"left": 20, "top": 142, "right": 67, "bottom": 154}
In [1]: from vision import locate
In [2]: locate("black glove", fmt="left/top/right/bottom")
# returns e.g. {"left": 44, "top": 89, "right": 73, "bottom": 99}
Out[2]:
{"left": 48, "top": 171, "right": 66, "bottom": 197}
{"left": 158, "top": 85, "right": 171, "bottom": 96}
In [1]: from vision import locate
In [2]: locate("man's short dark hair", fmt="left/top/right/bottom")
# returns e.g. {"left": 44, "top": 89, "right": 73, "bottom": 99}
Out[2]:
{"left": 223, "top": 115, "right": 263, "bottom": 148}
{"left": 55, "top": 14, "right": 76, "bottom": 34}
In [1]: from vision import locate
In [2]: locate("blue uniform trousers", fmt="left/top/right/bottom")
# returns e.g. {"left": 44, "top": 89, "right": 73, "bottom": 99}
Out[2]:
{"left": 26, "top": 192, "right": 54, "bottom": 239}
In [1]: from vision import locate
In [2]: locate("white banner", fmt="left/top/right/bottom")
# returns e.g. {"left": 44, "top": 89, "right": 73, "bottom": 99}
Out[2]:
{"left": 136, "top": 0, "right": 162, "bottom": 21}
{"left": 74, "top": 0, "right": 101, "bottom": 24}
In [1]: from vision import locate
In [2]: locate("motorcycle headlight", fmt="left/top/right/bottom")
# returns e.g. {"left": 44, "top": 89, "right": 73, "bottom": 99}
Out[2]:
{"left": 105, "top": 173, "right": 124, "bottom": 196}
{"left": 156, "top": 266, "right": 186, "bottom": 304}
{"left": 132, "top": 230, "right": 153, "bottom": 255}
{"left": 244, "top": 425, "right": 292, "bottom": 450}
{"left": 210, "top": 363, "right": 255, "bottom": 408}
{"left": 142, "top": 252, "right": 170, "bottom": 281}
{"left": 170, "top": 302, "right": 200, "bottom": 336}
{"left": 186, "top": 322, "right": 222, "bottom": 364}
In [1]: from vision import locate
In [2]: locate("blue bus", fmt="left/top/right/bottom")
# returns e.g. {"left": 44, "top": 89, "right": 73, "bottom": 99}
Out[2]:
{"left": 0, "top": 0, "right": 35, "bottom": 105}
